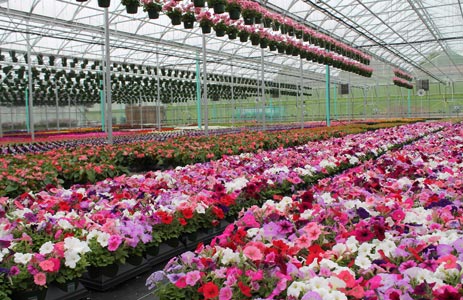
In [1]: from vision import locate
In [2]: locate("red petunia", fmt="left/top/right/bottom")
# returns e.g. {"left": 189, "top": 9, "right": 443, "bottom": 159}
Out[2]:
{"left": 238, "top": 281, "right": 252, "bottom": 297}
{"left": 198, "top": 282, "right": 219, "bottom": 299}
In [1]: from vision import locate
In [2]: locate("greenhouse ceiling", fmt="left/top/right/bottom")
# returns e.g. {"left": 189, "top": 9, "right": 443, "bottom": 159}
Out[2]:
{"left": 0, "top": 0, "right": 462, "bottom": 86}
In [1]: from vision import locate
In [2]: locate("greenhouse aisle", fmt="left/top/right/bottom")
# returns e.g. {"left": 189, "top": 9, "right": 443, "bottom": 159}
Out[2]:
{"left": 87, "top": 268, "right": 158, "bottom": 300}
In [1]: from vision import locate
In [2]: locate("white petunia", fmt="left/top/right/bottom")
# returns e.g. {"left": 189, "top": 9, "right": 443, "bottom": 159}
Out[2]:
{"left": 354, "top": 255, "right": 372, "bottom": 269}
{"left": 14, "top": 253, "right": 33, "bottom": 265}
{"left": 224, "top": 177, "right": 248, "bottom": 193}
{"left": 39, "top": 241, "right": 55, "bottom": 255}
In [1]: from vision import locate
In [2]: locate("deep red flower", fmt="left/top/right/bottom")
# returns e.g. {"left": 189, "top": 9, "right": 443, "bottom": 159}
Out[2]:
{"left": 198, "top": 282, "right": 219, "bottom": 299}
{"left": 238, "top": 281, "right": 252, "bottom": 297}
{"left": 354, "top": 228, "right": 374, "bottom": 243}
{"left": 180, "top": 208, "right": 194, "bottom": 219}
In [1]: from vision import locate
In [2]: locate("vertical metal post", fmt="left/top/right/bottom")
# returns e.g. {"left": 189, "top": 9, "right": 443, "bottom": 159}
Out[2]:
{"left": 363, "top": 88, "right": 367, "bottom": 119}
{"left": 231, "top": 61, "right": 235, "bottom": 127}
{"left": 25, "top": 89, "right": 30, "bottom": 132}
{"left": 44, "top": 104, "right": 49, "bottom": 130}
{"left": 104, "top": 7, "right": 113, "bottom": 144}
{"left": 195, "top": 52, "right": 202, "bottom": 129}
{"left": 325, "top": 64, "right": 331, "bottom": 127}
{"left": 407, "top": 88, "right": 411, "bottom": 118}
{"left": 300, "top": 58, "right": 304, "bottom": 128}
{"left": 27, "top": 31, "right": 35, "bottom": 140}
{"left": 261, "top": 49, "right": 265, "bottom": 130}
{"left": 333, "top": 82, "right": 337, "bottom": 120}
{"left": 68, "top": 97, "right": 71, "bottom": 128}
{"left": 55, "top": 89, "right": 60, "bottom": 131}
{"left": 202, "top": 35, "right": 208, "bottom": 136}
{"left": 139, "top": 89, "right": 143, "bottom": 129}
{"left": 156, "top": 52, "right": 161, "bottom": 131}
{"left": 0, "top": 105, "right": 2, "bottom": 138}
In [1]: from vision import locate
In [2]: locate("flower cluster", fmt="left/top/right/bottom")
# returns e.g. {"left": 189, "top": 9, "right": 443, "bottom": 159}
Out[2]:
{"left": 0, "top": 122, "right": 444, "bottom": 295}
{"left": 150, "top": 122, "right": 463, "bottom": 299}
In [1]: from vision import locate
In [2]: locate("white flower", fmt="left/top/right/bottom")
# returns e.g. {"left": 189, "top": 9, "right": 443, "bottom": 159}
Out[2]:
{"left": 319, "top": 159, "right": 336, "bottom": 169}
{"left": 14, "top": 253, "right": 33, "bottom": 265}
{"left": 224, "top": 177, "right": 248, "bottom": 193}
{"left": 64, "top": 250, "right": 81, "bottom": 269}
{"left": 396, "top": 177, "right": 412, "bottom": 189}
{"left": 332, "top": 243, "right": 347, "bottom": 256}
{"left": 320, "top": 193, "right": 334, "bottom": 204}
{"left": 328, "top": 276, "right": 346, "bottom": 289}
{"left": 219, "top": 248, "right": 240, "bottom": 265}
{"left": 349, "top": 156, "right": 359, "bottom": 165}
{"left": 246, "top": 228, "right": 260, "bottom": 238}
{"left": 0, "top": 248, "right": 10, "bottom": 262}
{"left": 39, "top": 241, "right": 54, "bottom": 255}
{"left": 64, "top": 237, "right": 90, "bottom": 254}
{"left": 287, "top": 281, "right": 304, "bottom": 298}
{"left": 328, "top": 290, "right": 348, "bottom": 300}
{"left": 57, "top": 219, "right": 73, "bottom": 230}
{"left": 354, "top": 255, "right": 372, "bottom": 269}
{"left": 97, "top": 232, "right": 111, "bottom": 247}
{"left": 345, "top": 236, "right": 359, "bottom": 252}
{"left": 275, "top": 197, "right": 292, "bottom": 212}
{"left": 300, "top": 209, "right": 314, "bottom": 220}
{"left": 194, "top": 203, "right": 207, "bottom": 214}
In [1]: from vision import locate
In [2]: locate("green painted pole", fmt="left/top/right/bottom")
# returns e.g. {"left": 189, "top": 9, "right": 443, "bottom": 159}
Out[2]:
{"left": 100, "top": 80, "right": 105, "bottom": 132}
{"left": 333, "top": 83, "right": 338, "bottom": 120}
{"left": 325, "top": 64, "right": 331, "bottom": 126}
{"left": 195, "top": 52, "right": 202, "bottom": 129}
{"left": 25, "top": 88, "right": 30, "bottom": 132}
{"left": 407, "top": 88, "right": 411, "bottom": 118}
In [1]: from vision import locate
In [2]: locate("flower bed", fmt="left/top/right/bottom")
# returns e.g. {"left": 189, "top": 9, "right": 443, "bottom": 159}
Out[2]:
{"left": 148, "top": 122, "right": 462, "bottom": 299}
{"left": 0, "top": 122, "right": 444, "bottom": 298}
{"left": 0, "top": 125, "right": 366, "bottom": 198}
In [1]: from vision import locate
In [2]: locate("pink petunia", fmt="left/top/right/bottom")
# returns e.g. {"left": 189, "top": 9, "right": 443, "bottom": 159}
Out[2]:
{"left": 34, "top": 272, "right": 47, "bottom": 286}
{"left": 243, "top": 245, "right": 263, "bottom": 261}
{"left": 107, "top": 235, "right": 122, "bottom": 252}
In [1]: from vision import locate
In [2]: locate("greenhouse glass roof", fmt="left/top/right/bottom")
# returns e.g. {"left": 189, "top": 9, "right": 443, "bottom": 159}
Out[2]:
{"left": 0, "top": 0, "right": 462, "bottom": 86}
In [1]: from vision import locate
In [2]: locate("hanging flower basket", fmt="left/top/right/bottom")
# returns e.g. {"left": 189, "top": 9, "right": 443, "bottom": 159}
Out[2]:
{"left": 243, "top": 17, "right": 254, "bottom": 25}
{"left": 98, "top": 0, "right": 110, "bottom": 7}
{"left": 183, "top": 20, "right": 194, "bottom": 29}
{"left": 272, "top": 22, "right": 280, "bottom": 31}
{"left": 250, "top": 34, "right": 260, "bottom": 46}
{"left": 259, "top": 39, "right": 268, "bottom": 49}
{"left": 262, "top": 17, "right": 272, "bottom": 28}
{"left": 213, "top": 3, "right": 226, "bottom": 14}
{"left": 280, "top": 24, "right": 288, "bottom": 34}
{"left": 238, "top": 32, "right": 249, "bottom": 42}
{"left": 285, "top": 46, "right": 293, "bottom": 55}
{"left": 254, "top": 14, "right": 262, "bottom": 24}
{"left": 201, "top": 25, "right": 212, "bottom": 34}
{"left": 300, "top": 51, "right": 307, "bottom": 59}
{"left": 147, "top": 9, "right": 159, "bottom": 19}
{"left": 269, "top": 43, "right": 277, "bottom": 51}
{"left": 215, "top": 28, "right": 226, "bottom": 37}
{"left": 169, "top": 14, "right": 182, "bottom": 25}
{"left": 228, "top": 7, "right": 241, "bottom": 20}
{"left": 303, "top": 33, "right": 310, "bottom": 42}
{"left": 227, "top": 31, "right": 237, "bottom": 40}
{"left": 182, "top": 13, "right": 196, "bottom": 29}
{"left": 12, "top": 288, "right": 48, "bottom": 300}
{"left": 124, "top": 2, "right": 139, "bottom": 14}
{"left": 296, "top": 30, "right": 303, "bottom": 39}
{"left": 194, "top": 0, "right": 206, "bottom": 7}
{"left": 287, "top": 26, "right": 295, "bottom": 36}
